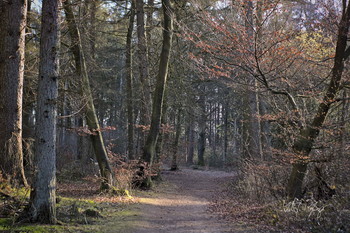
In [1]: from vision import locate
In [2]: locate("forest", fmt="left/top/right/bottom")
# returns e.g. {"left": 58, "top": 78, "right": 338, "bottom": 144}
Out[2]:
{"left": 0, "top": 0, "right": 349, "bottom": 232}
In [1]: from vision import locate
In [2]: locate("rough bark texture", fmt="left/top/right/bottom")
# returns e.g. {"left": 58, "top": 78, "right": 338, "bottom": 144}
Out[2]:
{"left": 30, "top": 0, "right": 59, "bottom": 223}
{"left": 63, "top": 0, "right": 113, "bottom": 190}
{"left": 143, "top": 0, "right": 174, "bottom": 165}
{"left": 0, "top": 0, "right": 28, "bottom": 186}
{"left": 286, "top": 2, "right": 350, "bottom": 199}
{"left": 126, "top": 0, "right": 136, "bottom": 160}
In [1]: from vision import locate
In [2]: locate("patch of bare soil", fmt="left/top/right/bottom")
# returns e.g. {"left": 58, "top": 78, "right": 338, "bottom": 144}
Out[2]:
{"left": 130, "top": 168, "right": 258, "bottom": 233}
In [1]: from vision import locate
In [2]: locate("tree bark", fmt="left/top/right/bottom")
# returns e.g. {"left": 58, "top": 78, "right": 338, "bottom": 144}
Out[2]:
{"left": 126, "top": 0, "right": 136, "bottom": 160}
{"left": 197, "top": 87, "right": 206, "bottom": 166}
{"left": 186, "top": 113, "right": 195, "bottom": 166}
{"left": 63, "top": 0, "right": 114, "bottom": 190}
{"left": 243, "top": 0, "right": 262, "bottom": 160}
{"left": 0, "top": 0, "right": 28, "bottom": 186}
{"left": 143, "top": 0, "right": 174, "bottom": 165}
{"left": 29, "top": 0, "right": 59, "bottom": 223}
{"left": 136, "top": 0, "right": 152, "bottom": 139}
{"left": 286, "top": 2, "right": 350, "bottom": 199}
{"left": 170, "top": 108, "right": 182, "bottom": 171}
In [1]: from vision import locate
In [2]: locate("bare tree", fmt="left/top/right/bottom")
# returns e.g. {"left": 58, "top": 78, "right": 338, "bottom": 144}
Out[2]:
{"left": 287, "top": 0, "right": 350, "bottom": 199}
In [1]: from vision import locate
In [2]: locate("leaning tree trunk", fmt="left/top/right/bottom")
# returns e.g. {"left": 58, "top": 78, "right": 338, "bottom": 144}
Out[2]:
{"left": 126, "top": 0, "right": 136, "bottom": 160}
{"left": 29, "top": 0, "right": 59, "bottom": 223}
{"left": 143, "top": 0, "right": 174, "bottom": 166}
{"left": 63, "top": 0, "right": 113, "bottom": 190}
{"left": 286, "top": 2, "right": 350, "bottom": 199}
{"left": 0, "top": 0, "right": 28, "bottom": 186}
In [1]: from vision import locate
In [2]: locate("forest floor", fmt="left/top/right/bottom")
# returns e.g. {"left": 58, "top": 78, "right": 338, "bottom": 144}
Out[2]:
{"left": 0, "top": 168, "right": 265, "bottom": 232}
{"left": 128, "top": 168, "right": 258, "bottom": 233}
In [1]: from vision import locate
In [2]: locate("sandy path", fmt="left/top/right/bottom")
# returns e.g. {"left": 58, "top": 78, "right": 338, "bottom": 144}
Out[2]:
{"left": 129, "top": 168, "right": 256, "bottom": 233}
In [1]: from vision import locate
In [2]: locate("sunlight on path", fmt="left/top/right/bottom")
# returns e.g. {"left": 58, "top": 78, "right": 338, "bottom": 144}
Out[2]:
{"left": 140, "top": 197, "right": 207, "bottom": 207}
{"left": 128, "top": 168, "right": 255, "bottom": 233}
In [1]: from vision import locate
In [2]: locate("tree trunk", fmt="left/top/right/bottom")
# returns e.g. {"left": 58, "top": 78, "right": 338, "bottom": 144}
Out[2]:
{"left": 29, "top": 0, "right": 59, "bottom": 223}
{"left": 223, "top": 101, "right": 229, "bottom": 166}
{"left": 63, "top": 0, "right": 114, "bottom": 190}
{"left": 0, "top": 0, "right": 28, "bottom": 186}
{"left": 286, "top": 2, "right": 350, "bottom": 199}
{"left": 126, "top": 0, "right": 136, "bottom": 160}
{"left": 143, "top": 0, "right": 174, "bottom": 165}
{"left": 197, "top": 87, "right": 206, "bottom": 166}
{"left": 243, "top": 0, "right": 262, "bottom": 160}
{"left": 186, "top": 113, "right": 195, "bottom": 166}
{"left": 136, "top": 0, "right": 151, "bottom": 142}
{"left": 155, "top": 90, "right": 168, "bottom": 163}
{"left": 170, "top": 109, "right": 182, "bottom": 171}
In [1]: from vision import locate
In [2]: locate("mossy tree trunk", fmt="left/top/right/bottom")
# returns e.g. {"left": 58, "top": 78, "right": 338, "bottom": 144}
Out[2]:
{"left": 63, "top": 0, "right": 114, "bottom": 191}
{"left": 286, "top": 1, "right": 350, "bottom": 199}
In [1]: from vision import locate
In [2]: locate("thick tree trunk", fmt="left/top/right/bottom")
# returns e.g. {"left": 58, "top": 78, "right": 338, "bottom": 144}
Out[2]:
{"left": 0, "top": 0, "right": 28, "bottom": 186}
{"left": 63, "top": 0, "right": 113, "bottom": 190}
{"left": 286, "top": 2, "right": 350, "bottom": 199}
{"left": 29, "top": 0, "right": 59, "bottom": 223}
{"left": 126, "top": 0, "right": 136, "bottom": 160}
{"left": 143, "top": 0, "right": 174, "bottom": 165}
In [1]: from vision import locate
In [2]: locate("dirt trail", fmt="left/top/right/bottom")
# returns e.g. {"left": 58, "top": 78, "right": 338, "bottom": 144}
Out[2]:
{"left": 129, "top": 168, "right": 257, "bottom": 233}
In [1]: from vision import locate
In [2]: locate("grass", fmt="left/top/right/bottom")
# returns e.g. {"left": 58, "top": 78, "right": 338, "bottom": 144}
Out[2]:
{"left": 0, "top": 177, "right": 140, "bottom": 233}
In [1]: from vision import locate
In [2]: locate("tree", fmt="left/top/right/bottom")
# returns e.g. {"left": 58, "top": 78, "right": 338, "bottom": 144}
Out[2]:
{"left": 286, "top": 0, "right": 350, "bottom": 199}
{"left": 143, "top": 0, "right": 174, "bottom": 166}
{"left": 29, "top": 0, "right": 59, "bottom": 223}
{"left": 136, "top": 0, "right": 152, "bottom": 150}
{"left": 0, "top": 0, "right": 28, "bottom": 186}
{"left": 63, "top": 0, "right": 114, "bottom": 190}
{"left": 126, "top": 0, "right": 136, "bottom": 160}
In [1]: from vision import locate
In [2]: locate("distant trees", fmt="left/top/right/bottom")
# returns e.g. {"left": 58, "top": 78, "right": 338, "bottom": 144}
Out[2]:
{"left": 1, "top": 2, "right": 349, "bottom": 227}
{"left": 180, "top": 0, "right": 350, "bottom": 199}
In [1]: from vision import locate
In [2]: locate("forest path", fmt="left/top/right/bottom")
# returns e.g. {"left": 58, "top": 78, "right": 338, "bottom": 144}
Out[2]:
{"left": 128, "top": 168, "right": 257, "bottom": 233}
